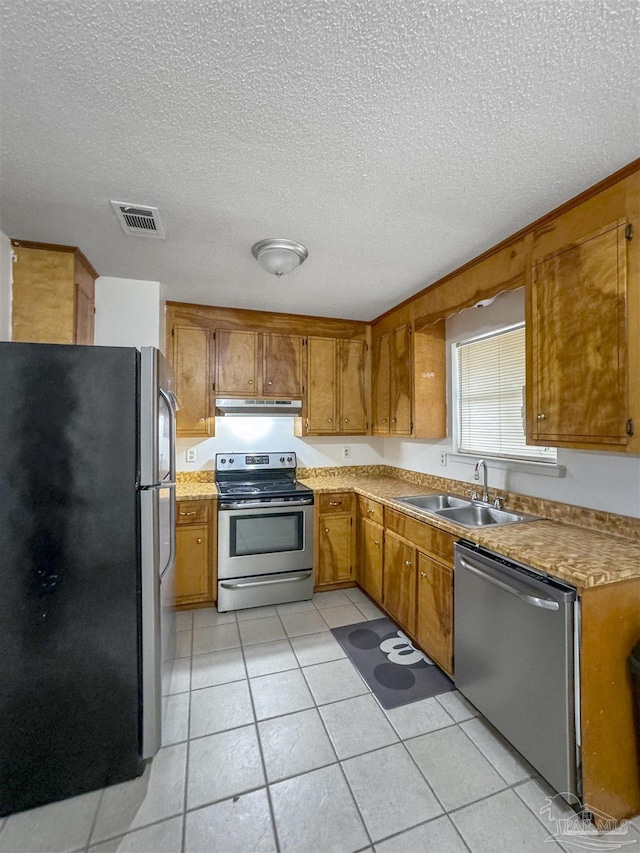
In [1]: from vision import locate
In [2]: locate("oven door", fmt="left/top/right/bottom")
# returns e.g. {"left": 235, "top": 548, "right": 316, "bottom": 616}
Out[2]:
{"left": 218, "top": 502, "right": 313, "bottom": 579}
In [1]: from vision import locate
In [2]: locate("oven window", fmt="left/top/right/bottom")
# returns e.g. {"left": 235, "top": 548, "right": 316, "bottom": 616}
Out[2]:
{"left": 230, "top": 512, "right": 303, "bottom": 556}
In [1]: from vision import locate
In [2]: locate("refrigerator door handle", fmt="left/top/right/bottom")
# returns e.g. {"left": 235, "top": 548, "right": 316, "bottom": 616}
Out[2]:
{"left": 161, "top": 484, "right": 176, "bottom": 580}
{"left": 160, "top": 388, "right": 177, "bottom": 485}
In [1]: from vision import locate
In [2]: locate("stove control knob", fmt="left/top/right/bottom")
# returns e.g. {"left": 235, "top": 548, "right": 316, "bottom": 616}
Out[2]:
{"left": 280, "top": 456, "right": 285, "bottom": 462}
{"left": 220, "top": 458, "right": 227, "bottom": 464}
{"left": 229, "top": 458, "right": 235, "bottom": 464}
{"left": 287, "top": 456, "right": 293, "bottom": 462}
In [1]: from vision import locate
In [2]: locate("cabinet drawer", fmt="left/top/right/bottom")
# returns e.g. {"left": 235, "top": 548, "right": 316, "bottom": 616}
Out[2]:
{"left": 318, "top": 492, "right": 355, "bottom": 514}
{"left": 177, "top": 501, "right": 209, "bottom": 524}
{"left": 385, "top": 508, "right": 455, "bottom": 566}
{"left": 358, "top": 496, "right": 383, "bottom": 525}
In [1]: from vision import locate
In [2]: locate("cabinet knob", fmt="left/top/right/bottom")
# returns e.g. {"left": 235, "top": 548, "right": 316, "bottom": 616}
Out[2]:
{"left": 327, "top": 418, "right": 333, "bottom": 423}
{"left": 248, "top": 379, "right": 253, "bottom": 385}
{"left": 197, "top": 538, "right": 202, "bottom": 544}
{"left": 405, "top": 560, "right": 411, "bottom": 566}
{"left": 198, "top": 417, "right": 205, "bottom": 422}
{"left": 367, "top": 508, "right": 374, "bottom": 514}
{"left": 180, "top": 511, "right": 197, "bottom": 516}
{"left": 391, "top": 418, "right": 397, "bottom": 424}
{"left": 374, "top": 540, "right": 380, "bottom": 546}
{"left": 268, "top": 380, "right": 273, "bottom": 386}
{"left": 420, "top": 571, "right": 427, "bottom": 578}
{"left": 344, "top": 418, "right": 349, "bottom": 423}
{"left": 537, "top": 413, "right": 546, "bottom": 420}
{"left": 329, "top": 501, "right": 342, "bottom": 506}
{"left": 324, "top": 528, "right": 329, "bottom": 533}
{"left": 382, "top": 418, "right": 387, "bottom": 423}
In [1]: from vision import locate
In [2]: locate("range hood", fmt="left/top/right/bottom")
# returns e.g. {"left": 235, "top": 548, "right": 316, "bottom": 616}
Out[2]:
{"left": 215, "top": 398, "right": 302, "bottom": 417}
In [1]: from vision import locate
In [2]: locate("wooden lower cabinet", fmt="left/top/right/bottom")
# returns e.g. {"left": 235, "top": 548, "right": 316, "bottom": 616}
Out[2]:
{"left": 315, "top": 493, "right": 355, "bottom": 588}
{"left": 383, "top": 529, "right": 416, "bottom": 636}
{"left": 358, "top": 517, "right": 383, "bottom": 604}
{"left": 175, "top": 500, "right": 216, "bottom": 606}
{"left": 416, "top": 552, "right": 454, "bottom": 676}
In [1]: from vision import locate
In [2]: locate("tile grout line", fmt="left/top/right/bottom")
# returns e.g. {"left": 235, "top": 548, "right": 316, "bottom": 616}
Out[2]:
{"left": 180, "top": 615, "right": 197, "bottom": 853}
{"left": 238, "top": 608, "right": 284, "bottom": 853}
{"left": 297, "top": 655, "right": 376, "bottom": 852}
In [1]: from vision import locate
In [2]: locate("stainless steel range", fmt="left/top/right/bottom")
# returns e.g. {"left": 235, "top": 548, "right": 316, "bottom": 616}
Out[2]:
{"left": 216, "top": 452, "right": 314, "bottom": 612}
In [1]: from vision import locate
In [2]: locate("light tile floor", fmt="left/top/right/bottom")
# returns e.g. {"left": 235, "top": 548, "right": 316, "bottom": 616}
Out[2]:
{"left": 2, "top": 588, "right": 640, "bottom": 853}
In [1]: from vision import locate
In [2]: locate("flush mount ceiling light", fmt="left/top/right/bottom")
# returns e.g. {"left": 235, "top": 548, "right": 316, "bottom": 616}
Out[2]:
{"left": 251, "top": 238, "right": 308, "bottom": 278}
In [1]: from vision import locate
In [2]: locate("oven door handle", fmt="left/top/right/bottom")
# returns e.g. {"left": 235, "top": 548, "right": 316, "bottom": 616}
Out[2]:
{"left": 219, "top": 497, "right": 314, "bottom": 510}
{"left": 220, "top": 572, "right": 313, "bottom": 589}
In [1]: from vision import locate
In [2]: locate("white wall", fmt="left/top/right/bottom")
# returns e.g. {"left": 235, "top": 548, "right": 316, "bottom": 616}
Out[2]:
{"left": 95, "top": 276, "right": 161, "bottom": 348}
{"left": 0, "top": 231, "right": 13, "bottom": 340}
{"left": 383, "top": 288, "right": 640, "bottom": 518}
{"left": 177, "top": 418, "right": 385, "bottom": 471}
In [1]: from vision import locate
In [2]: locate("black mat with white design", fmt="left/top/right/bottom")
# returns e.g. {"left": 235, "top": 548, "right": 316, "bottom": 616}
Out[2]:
{"left": 331, "top": 617, "right": 455, "bottom": 710}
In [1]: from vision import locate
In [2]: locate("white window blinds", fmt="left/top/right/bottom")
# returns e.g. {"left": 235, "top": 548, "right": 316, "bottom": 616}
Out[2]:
{"left": 456, "top": 325, "right": 556, "bottom": 462}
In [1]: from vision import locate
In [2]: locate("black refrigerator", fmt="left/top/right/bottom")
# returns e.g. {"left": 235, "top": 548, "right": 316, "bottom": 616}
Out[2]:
{"left": 0, "top": 341, "right": 177, "bottom": 817}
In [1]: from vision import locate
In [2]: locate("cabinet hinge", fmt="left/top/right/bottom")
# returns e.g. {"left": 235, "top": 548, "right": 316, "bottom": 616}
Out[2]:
{"left": 410, "top": 421, "right": 413, "bottom": 433}
{"left": 171, "top": 328, "right": 175, "bottom": 337}
{"left": 212, "top": 331, "right": 216, "bottom": 340}
{"left": 350, "top": 518, "right": 353, "bottom": 526}
{"left": 626, "top": 418, "right": 634, "bottom": 436}
{"left": 212, "top": 381, "right": 215, "bottom": 391}
{"left": 625, "top": 224, "right": 634, "bottom": 241}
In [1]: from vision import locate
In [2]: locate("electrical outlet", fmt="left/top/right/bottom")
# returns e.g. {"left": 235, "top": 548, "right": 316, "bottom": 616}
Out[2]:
{"left": 439, "top": 452, "right": 447, "bottom": 467}
{"left": 186, "top": 448, "right": 197, "bottom": 463}
{"left": 343, "top": 446, "right": 351, "bottom": 459}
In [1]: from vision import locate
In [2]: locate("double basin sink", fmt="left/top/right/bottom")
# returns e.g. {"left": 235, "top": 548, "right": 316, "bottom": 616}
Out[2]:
{"left": 394, "top": 493, "right": 538, "bottom": 529}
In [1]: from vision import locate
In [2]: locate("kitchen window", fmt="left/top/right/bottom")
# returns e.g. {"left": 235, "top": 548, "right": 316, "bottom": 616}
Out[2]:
{"left": 454, "top": 323, "right": 557, "bottom": 463}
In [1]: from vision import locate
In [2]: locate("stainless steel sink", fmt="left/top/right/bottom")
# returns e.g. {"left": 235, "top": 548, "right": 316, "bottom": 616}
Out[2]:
{"left": 434, "top": 504, "right": 531, "bottom": 528}
{"left": 393, "top": 493, "right": 538, "bottom": 528}
{"left": 395, "top": 494, "right": 471, "bottom": 512}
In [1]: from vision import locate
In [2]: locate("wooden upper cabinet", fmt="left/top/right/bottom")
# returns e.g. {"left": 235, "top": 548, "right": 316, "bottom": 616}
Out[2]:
{"left": 528, "top": 220, "right": 630, "bottom": 447}
{"left": 306, "top": 336, "right": 337, "bottom": 433}
{"left": 372, "top": 325, "right": 412, "bottom": 435}
{"left": 215, "top": 329, "right": 258, "bottom": 395}
{"left": 390, "top": 325, "right": 412, "bottom": 435}
{"left": 305, "top": 336, "right": 367, "bottom": 435}
{"left": 174, "top": 325, "right": 212, "bottom": 436}
{"left": 372, "top": 334, "right": 390, "bottom": 433}
{"left": 262, "top": 333, "right": 303, "bottom": 397}
{"left": 338, "top": 339, "right": 367, "bottom": 433}
{"left": 11, "top": 241, "right": 97, "bottom": 345}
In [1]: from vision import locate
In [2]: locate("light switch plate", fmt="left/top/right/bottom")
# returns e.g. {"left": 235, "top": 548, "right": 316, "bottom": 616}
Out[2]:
{"left": 186, "top": 448, "right": 197, "bottom": 463}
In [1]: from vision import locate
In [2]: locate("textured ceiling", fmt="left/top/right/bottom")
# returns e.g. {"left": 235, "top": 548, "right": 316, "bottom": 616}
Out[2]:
{"left": 1, "top": 1, "right": 639, "bottom": 320}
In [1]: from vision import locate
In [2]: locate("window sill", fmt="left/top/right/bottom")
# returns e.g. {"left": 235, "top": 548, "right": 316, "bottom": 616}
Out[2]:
{"left": 447, "top": 453, "right": 566, "bottom": 478}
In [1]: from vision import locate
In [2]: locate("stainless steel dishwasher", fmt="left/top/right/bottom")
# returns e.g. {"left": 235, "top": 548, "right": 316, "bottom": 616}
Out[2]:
{"left": 454, "top": 540, "right": 580, "bottom": 800}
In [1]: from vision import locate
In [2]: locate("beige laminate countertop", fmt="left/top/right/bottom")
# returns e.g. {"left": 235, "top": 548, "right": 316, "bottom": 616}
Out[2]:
{"left": 299, "top": 474, "right": 640, "bottom": 591}
{"left": 176, "top": 484, "right": 218, "bottom": 501}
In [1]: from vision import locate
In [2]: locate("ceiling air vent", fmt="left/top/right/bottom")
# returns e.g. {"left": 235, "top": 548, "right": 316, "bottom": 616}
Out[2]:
{"left": 111, "top": 201, "right": 165, "bottom": 239}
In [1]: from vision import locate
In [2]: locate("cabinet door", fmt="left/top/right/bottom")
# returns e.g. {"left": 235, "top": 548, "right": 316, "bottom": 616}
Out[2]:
{"left": 173, "top": 325, "right": 211, "bottom": 436}
{"left": 306, "top": 337, "right": 337, "bottom": 434}
{"left": 175, "top": 524, "right": 211, "bottom": 604}
{"left": 383, "top": 530, "right": 416, "bottom": 635}
{"left": 317, "top": 515, "right": 353, "bottom": 585}
{"left": 416, "top": 552, "right": 453, "bottom": 676}
{"left": 530, "top": 221, "right": 628, "bottom": 446}
{"left": 359, "top": 517, "right": 383, "bottom": 603}
{"left": 263, "top": 333, "right": 303, "bottom": 397}
{"left": 339, "top": 339, "right": 368, "bottom": 433}
{"left": 372, "top": 334, "right": 390, "bottom": 434}
{"left": 74, "top": 282, "right": 94, "bottom": 345}
{"left": 390, "top": 325, "right": 412, "bottom": 435}
{"left": 215, "top": 329, "right": 258, "bottom": 395}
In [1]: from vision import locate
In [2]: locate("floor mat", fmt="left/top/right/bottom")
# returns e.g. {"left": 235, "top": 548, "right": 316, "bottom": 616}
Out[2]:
{"left": 331, "top": 617, "right": 455, "bottom": 710}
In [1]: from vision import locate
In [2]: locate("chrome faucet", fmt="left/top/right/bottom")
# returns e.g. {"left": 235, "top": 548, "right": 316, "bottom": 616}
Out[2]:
{"left": 474, "top": 459, "right": 489, "bottom": 503}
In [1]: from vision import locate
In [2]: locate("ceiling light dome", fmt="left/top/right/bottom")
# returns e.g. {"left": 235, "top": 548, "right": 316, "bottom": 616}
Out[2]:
{"left": 251, "top": 238, "right": 308, "bottom": 278}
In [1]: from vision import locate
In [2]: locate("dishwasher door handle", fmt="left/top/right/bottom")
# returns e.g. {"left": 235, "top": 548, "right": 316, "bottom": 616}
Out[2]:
{"left": 457, "top": 556, "right": 560, "bottom": 611}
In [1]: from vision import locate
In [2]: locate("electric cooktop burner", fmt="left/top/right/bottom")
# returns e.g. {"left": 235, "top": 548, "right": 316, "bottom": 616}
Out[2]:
{"left": 214, "top": 451, "right": 313, "bottom": 502}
